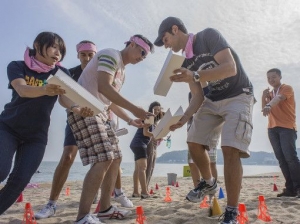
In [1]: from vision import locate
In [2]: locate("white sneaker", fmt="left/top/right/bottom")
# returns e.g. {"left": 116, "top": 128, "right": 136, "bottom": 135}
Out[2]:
{"left": 35, "top": 203, "right": 56, "bottom": 219}
{"left": 74, "top": 214, "right": 104, "bottom": 224}
{"left": 97, "top": 205, "right": 132, "bottom": 220}
{"left": 114, "top": 193, "right": 133, "bottom": 208}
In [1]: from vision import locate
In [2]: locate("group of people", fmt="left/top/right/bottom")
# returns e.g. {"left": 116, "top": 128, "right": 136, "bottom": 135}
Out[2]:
{"left": 0, "top": 16, "right": 299, "bottom": 224}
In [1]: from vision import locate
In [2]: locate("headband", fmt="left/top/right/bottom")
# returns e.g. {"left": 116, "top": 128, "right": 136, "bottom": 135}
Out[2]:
{"left": 125, "top": 36, "right": 151, "bottom": 54}
{"left": 76, "top": 42, "right": 97, "bottom": 53}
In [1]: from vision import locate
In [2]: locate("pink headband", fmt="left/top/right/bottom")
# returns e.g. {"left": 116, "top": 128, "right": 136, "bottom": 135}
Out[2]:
{"left": 125, "top": 36, "right": 151, "bottom": 54}
{"left": 76, "top": 42, "right": 97, "bottom": 53}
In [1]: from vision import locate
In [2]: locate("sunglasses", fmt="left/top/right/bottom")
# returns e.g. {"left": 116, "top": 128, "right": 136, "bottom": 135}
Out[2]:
{"left": 141, "top": 49, "right": 147, "bottom": 58}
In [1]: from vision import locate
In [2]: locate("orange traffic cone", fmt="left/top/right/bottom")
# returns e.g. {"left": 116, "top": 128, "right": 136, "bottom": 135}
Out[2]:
{"left": 136, "top": 206, "right": 147, "bottom": 224}
{"left": 273, "top": 183, "right": 278, "bottom": 191}
{"left": 149, "top": 189, "right": 154, "bottom": 195}
{"left": 94, "top": 200, "right": 101, "bottom": 213}
{"left": 164, "top": 187, "right": 172, "bottom": 202}
{"left": 237, "top": 203, "right": 249, "bottom": 224}
{"left": 200, "top": 196, "right": 210, "bottom": 208}
{"left": 22, "top": 203, "right": 37, "bottom": 224}
{"left": 257, "top": 195, "right": 272, "bottom": 222}
{"left": 17, "top": 192, "right": 24, "bottom": 203}
{"left": 65, "top": 186, "right": 70, "bottom": 196}
{"left": 175, "top": 182, "right": 179, "bottom": 187}
{"left": 155, "top": 183, "right": 159, "bottom": 190}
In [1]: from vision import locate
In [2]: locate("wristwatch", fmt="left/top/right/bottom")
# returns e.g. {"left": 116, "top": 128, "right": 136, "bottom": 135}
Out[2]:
{"left": 193, "top": 71, "right": 200, "bottom": 82}
{"left": 265, "top": 104, "right": 271, "bottom": 108}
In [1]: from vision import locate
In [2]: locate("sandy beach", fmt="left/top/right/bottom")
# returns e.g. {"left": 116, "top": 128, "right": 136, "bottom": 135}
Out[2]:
{"left": 1, "top": 173, "right": 300, "bottom": 224}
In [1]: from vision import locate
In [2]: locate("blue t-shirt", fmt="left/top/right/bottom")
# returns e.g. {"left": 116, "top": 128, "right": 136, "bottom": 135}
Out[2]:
{"left": 182, "top": 28, "right": 253, "bottom": 101}
{"left": 130, "top": 126, "right": 153, "bottom": 148}
{"left": 0, "top": 61, "right": 70, "bottom": 144}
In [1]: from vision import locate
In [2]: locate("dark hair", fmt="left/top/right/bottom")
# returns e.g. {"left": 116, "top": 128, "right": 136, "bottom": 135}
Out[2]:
{"left": 267, "top": 68, "right": 281, "bottom": 77}
{"left": 148, "top": 101, "right": 164, "bottom": 122}
{"left": 78, "top": 40, "right": 96, "bottom": 45}
{"left": 29, "top": 32, "right": 66, "bottom": 61}
{"left": 126, "top": 34, "right": 155, "bottom": 53}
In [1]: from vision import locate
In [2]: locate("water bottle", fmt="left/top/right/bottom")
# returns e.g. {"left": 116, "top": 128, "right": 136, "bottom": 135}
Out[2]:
{"left": 166, "top": 138, "right": 171, "bottom": 149}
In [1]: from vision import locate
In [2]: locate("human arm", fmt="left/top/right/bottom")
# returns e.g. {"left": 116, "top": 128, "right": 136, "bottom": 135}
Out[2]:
{"left": 109, "top": 103, "right": 144, "bottom": 128}
{"left": 11, "top": 78, "right": 66, "bottom": 98}
{"left": 143, "top": 124, "right": 153, "bottom": 137}
{"left": 169, "top": 81, "right": 203, "bottom": 131}
{"left": 58, "top": 94, "right": 94, "bottom": 117}
{"left": 170, "top": 48, "right": 237, "bottom": 83}
{"left": 97, "top": 71, "right": 152, "bottom": 120}
{"left": 261, "top": 86, "right": 290, "bottom": 116}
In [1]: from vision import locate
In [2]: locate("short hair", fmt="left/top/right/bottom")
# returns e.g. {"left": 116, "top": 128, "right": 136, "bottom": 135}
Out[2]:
{"left": 126, "top": 34, "right": 155, "bottom": 53}
{"left": 267, "top": 68, "right": 281, "bottom": 77}
{"left": 30, "top": 32, "right": 66, "bottom": 61}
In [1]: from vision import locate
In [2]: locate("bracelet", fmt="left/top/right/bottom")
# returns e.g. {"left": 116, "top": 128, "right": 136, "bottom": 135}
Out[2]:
{"left": 127, "top": 119, "right": 133, "bottom": 125}
{"left": 70, "top": 104, "right": 79, "bottom": 112}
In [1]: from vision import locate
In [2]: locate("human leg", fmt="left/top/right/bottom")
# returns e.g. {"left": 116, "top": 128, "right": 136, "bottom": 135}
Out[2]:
{"left": 187, "top": 145, "right": 201, "bottom": 187}
{"left": 189, "top": 162, "right": 201, "bottom": 187}
{"left": 277, "top": 128, "right": 300, "bottom": 191}
{"left": 268, "top": 128, "right": 294, "bottom": 192}
{"left": 136, "top": 158, "right": 149, "bottom": 196}
{"left": 222, "top": 146, "right": 242, "bottom": 207}
{"left": 132, "top": 161, "right": 140, "bottom": 196}
{"left": 145, "top": 140, "right": 156, "bottom": 187}
{"left": 77, "top": 160, "right": 112, "bottom": 220}
{"left": 0, "top": 138, "right": 46, "bottom": 214}
{"left": 114, "top": 167, "right": 133, "bottom": 208}
{"left": 49, "top": 145, "right": 78, "bottom": 201}
{"left": 208, "top": 148, "right": 218, "bottom": 180}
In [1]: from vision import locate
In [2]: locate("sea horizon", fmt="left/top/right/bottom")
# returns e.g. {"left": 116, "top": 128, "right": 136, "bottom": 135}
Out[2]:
{"left": 23, "top": 161, "right": 281, "bottom": 183}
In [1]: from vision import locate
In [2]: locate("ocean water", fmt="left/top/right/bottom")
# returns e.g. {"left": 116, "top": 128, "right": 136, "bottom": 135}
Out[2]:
{"left": 28, "top": 161, "right": 281, "bottom": 183}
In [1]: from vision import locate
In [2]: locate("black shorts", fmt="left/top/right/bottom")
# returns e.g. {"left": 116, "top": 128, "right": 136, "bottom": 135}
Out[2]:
{"left": 131, "top": 146, "right": 147, "bottom": 161}
{"left": 63, "top": 122, "right": 77, "bottom": 147}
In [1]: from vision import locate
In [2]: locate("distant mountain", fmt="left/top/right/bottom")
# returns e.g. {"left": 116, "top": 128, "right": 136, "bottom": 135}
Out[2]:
{"left": 156, "top": 148, "right": 300, "bottom": 165}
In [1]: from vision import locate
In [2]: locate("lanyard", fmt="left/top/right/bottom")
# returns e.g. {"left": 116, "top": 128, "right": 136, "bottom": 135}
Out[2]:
{"left": 272, "top": 84, "right": 282, "bottom": 98}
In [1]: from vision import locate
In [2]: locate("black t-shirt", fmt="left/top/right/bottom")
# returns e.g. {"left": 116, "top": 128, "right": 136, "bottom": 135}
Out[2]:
{"left": 0, "top": 61, "right": 70, "bottom": 144}
{"left": 68, "top": 65, "right": 82, "bottom": 82}
{"left": 130, "top": 126, "right": 153, "bottom": 148}
{"left": 182, "top": 28, "right": 253, "bottom": 101}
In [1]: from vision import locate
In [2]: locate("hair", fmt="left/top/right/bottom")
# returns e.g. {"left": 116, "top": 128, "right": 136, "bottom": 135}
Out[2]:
{"left": 78, "top": 40, "right": 96, "bottom": 45}
{"left": 29, "top": 32, "right": 66, "bottom": 61}
{"left": 126, "top": 34, "right": 155, "bottom": 53}
{"left": 166, "top": 24, "right": 188, "bottom": 35}
{"left": 148, "top": 101, "right": 164, "bottom": 122}
{"left": 267, "top": 68, "right": 282, "bottom": 77}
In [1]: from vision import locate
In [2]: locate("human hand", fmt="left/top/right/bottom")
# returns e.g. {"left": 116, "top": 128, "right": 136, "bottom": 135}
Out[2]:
{"left": 170, "top": 67, "right": 194, "bottom": 83}
{"left": 262, "top": 87, "right": 270, "bottom": 100}
{"left": 130, "top": 119, "right": 144, "bottom": 128}
{"left": 261, "top": 105, "right": 271, "bottom": 117}
{"left": 43, "top": 84, "right": 66, "bottom": 96}
{"left": 132, "top": 107, "right": 154, "bottom": 120}
{"left": 72, "top": 106, "right": 94, "bottom": 117}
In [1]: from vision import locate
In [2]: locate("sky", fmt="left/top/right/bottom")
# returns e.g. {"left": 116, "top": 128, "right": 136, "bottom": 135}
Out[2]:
{"left": 0, "top": 0, "right": 300, "bottom": 163}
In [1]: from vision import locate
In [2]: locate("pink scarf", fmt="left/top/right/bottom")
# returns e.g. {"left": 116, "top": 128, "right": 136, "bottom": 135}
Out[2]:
{"left": 24, "top": 47, "right": 56, "bottom": 73}
{"left": 183, "top": 33, "right": 194, "bottom": 59}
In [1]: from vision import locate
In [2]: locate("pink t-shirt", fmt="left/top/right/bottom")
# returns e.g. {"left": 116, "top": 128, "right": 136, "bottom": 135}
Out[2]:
{"left": 78, "top": 48, "right": 125, "bottom": 108}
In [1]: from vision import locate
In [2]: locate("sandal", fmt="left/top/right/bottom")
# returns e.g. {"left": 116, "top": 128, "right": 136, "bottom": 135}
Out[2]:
{"left": 141, "top": 194, "right": 151, "bottom": 199}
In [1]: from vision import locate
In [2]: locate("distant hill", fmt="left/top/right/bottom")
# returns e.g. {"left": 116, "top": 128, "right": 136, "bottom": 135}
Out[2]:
{"left": 156, "top": 148, "right": 300, "bottom": 165}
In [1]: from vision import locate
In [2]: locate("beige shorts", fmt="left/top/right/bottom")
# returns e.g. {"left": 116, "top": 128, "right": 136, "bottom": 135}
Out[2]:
{"left": 187, "top": 93, "right": 254, "bottom": 158}
{"left": 188, "top": 148, "right": 217, "bottom": 163}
